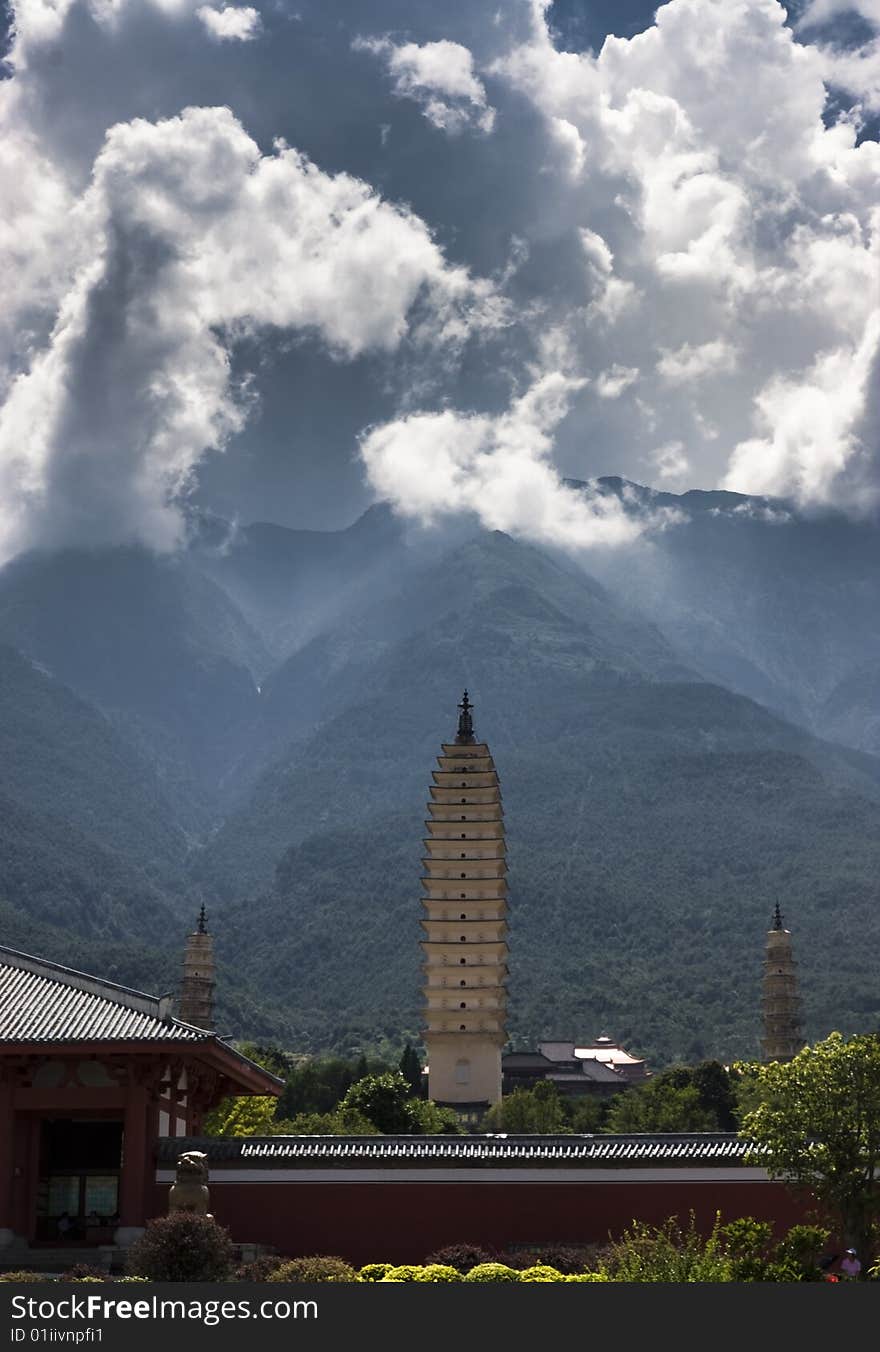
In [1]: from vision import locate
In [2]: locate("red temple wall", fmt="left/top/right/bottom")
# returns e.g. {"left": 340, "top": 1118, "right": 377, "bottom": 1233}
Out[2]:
{"left": 147, "top": 1178, "right": 813, "bottom": 1265}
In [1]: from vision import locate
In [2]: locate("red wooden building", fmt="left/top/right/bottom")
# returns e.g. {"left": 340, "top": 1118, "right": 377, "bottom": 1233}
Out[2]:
{"left": 0, "top": 944, "right": 279, "bottom": 1266}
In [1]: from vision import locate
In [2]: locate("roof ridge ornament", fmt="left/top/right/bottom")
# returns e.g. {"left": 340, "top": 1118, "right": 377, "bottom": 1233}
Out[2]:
{"left": 455, "top": 689, "right": 476, "bottom": 744}
{"left": 772, "top": 901, "right": 783, "bottom": 931}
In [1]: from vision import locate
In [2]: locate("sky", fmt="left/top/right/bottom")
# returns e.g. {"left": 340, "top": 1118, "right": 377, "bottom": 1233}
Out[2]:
{"left": 0, "top": 0, "right": 878, "bottom": 556}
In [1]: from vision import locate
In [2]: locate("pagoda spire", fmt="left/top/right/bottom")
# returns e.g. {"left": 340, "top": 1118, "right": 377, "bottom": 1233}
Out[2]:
{"left": 456, "top": 690, "right": 476, "bottom": 745}
{"left": 421, "top": 698, "right": 508, "bottom": 1112}
{"left": 761, "top": 905, "right": 803, "bottom": 1063}
{"left": 178, "top": 904, "right": 216, "bottom": 1030}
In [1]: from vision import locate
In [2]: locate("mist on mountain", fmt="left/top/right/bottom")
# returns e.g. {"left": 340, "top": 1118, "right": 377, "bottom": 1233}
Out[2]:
{"left": 0, "top": 483, "right": 878, "bottom": 1061}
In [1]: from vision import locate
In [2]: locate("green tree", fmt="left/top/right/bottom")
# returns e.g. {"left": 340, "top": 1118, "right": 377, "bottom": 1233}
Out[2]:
{"left": 740, "top": 1032, "right": 880, "bottom": 1270}
{"left": 691, "top": 1060, "right": 738, "bottom": 1130}
{"left": 340, "top": 1072, "right": 414, "bottom": 1133}
{"left": 604, "top": 1081, "right": 716, "bottom": 1133}
{"left": 203, "top": 1095, "right": 278, "bottom": 1137}
{"left": 408, "top": 1098, "right": 463, "bottom": 1134}
{"left": 399, "top": 1044, "right": 423, "bottom": 1097}
{"left": 484, "top": 1081, "right": 570, "bottom": 1133}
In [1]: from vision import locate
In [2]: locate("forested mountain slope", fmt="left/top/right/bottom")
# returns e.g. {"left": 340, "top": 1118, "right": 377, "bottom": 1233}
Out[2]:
{"left": 0, "top": 548, "right": 267, "bottom": 820}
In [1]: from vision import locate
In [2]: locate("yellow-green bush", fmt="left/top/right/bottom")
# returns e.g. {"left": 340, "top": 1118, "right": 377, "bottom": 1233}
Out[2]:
{"left": 465, "top": 1263, "right": 521, "bottom": 1282}
{"left": 380, "top": 1265, "right": 423, "bottom": 1282}
{"left": 411, "top": 1265, "right": 461, "bottom": 1282}
{"left": 0, "top": 1272, "right": 48, "bottom": 1282}
{"left": 566, "top": 1273, "right": 610, "bottom": 1282}
{"left": 519, "top": 1265, "right": 566, "bottom": 1282}
{"left": 267, "top": 1256, "right": 359, "bottom": 1282}
{"left": 359, "top": 1263, "right": 393, "bottom": 1282}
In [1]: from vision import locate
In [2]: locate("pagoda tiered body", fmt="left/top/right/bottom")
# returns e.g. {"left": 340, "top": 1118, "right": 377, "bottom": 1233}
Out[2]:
{"left": 761, "top": 905, "right": 803, "bottom": 1063}
{"left": 422, "top": 693, "right": 508, "bottom": 1107}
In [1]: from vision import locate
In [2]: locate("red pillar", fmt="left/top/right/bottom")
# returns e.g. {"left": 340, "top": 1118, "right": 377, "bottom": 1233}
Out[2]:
{"left": 116, "top": 1085, "right": 148, "bottom": 1245}
{"left": 0, "top": 1078, "right": 15, "bottom": 1246}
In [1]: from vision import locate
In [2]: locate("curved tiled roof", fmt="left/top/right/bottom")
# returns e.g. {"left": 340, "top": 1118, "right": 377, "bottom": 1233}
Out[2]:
{"left": 0, "top": 944, "right": 208, "bottom": 1043}
{"left": 157, "top": 1133, "right": 759, "bottom": 1169}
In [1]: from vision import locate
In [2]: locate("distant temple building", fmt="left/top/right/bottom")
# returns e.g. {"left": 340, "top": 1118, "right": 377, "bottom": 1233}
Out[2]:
{"left": 761, "top": 904, "right": 804, "bottom": 1062}
{"left": 422, "top": 693, "right": 508, "bottom": 1110}
{"left": 178, "top": 905, "right": 216, "bottom": 1030}
{"left": 503, "top": 1037, "right": 649, "bottom": 1098}
{"left": 575, "top": 1034, "right": 650, "bottom": 1084}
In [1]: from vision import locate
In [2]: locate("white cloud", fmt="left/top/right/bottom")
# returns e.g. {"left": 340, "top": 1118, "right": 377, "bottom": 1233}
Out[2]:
{"left": 656, "top": 340, "right": 738, "bottom": 384}
{"left": 0, "top": 104, "right": 501, "bottom": 561}
{"left": 797, "top": 0, "right": 880, "bottom": 27}
{"left": 580, "top": 228, "right": 638, "bottom": 323}
{"left": 196, "top": 5, "right": 261, "bottom": 42}
{"left": 355, "top": 37, "right": 496, "bottom": 134}
{"left": 492, "top": 0, "right": 880, "bottom": 509}
{"left": 650, "top": 440, "right": 691, "bottom": 483}
{"left": 359, "top": 372, "right": 650, "bottom": 549}
{"left": 596, "top": 365, "right": 639, "bottom": 399}
{"left": 722, "top": 311, "right": 880, "bottom": 507}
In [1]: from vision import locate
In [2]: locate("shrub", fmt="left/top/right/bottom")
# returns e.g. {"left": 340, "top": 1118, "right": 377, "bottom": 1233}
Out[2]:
{"left": 411, "top": 1265, "right": 461, "bottom": 1282}
{"left": 267, "top": 1256, "right": 358, "bottom": 1283}
{"left": 498, "top": 1245, "right": 592, "bottom": 1274}
{"left": 0, "top": 1271, "right": 47, "bottom": 1282}
{"left": 425, "top": 1242, "right": 493, "bottom": 1273}
{"left": 518, "top": 1265, "right": 566, "bottom": 1282}
{"left": 465, "top": 1263, "right": 520, "bottom": 1282}
{"left": 231, "top": 1256, "right": 285, "bottom": 1282}
{"left": 126, "top": 1214, "right": 234, "bottom": 1283}
{"left": 59, "top": 1266, "right": 107, "bottom": 1282}
{"left": 566, "top": 1273, "right": 610, "bottom": 1282}
{"left": 114, "top": 1277, "right": 150, "bottom": 1283}
{"left": 380, "top": 1265, "right": 422, "bottom": 1282}
{"left": 774, "top": 1225, "right": 830, "bottom": 1281}
{"left": 359, "top": 1263, "right": 394, "bottom": 1282}
{"left": 718, "top": 1218, "right": 774, "bottom": 1282}
{"left": 600, "top": 1216, "right": 733, "bottom": 1283}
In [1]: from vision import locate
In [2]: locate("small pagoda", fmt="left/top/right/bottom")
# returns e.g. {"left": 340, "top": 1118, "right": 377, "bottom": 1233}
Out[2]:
{"left": 761, "top": 904, "right": 803, "bottom": 1062}
{"left": 421, "top": 692, "right": 509, "bottom": 1109}
{"left": 178, "top": 905, "right": 216, "bottom": 1031}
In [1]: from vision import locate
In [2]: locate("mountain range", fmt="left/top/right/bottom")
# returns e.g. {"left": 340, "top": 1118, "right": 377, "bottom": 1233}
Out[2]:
{"left": 1, "top": 482, "right": 878, "bottom": 1065}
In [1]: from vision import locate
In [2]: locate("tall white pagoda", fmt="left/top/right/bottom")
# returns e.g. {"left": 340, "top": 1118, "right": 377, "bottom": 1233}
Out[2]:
{"left": 421, "top": 692, "right": 509, "bottom": 1108}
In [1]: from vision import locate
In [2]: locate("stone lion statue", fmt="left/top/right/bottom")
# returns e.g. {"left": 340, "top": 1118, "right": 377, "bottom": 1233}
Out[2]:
{"left": 168, "top": 1151, "right": 212, "bottom": 1219}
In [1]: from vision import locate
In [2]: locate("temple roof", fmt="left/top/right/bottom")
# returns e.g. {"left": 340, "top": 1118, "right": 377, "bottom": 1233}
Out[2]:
{"left": 0, "top": 945, "right": 202, "bottom": 1043}
{"left": 0, "top": 945, "right": 281, "bottom": 1091}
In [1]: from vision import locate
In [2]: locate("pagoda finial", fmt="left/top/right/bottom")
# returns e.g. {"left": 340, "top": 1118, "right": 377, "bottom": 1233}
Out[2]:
{"left": 772, "top": 901, "right": 783, "bottom": 931}
{"left": 456, "top": 689, "right": 476, "bottom": 744}
{"left": 197, "top": 903, "right": 208, "bottom": 935}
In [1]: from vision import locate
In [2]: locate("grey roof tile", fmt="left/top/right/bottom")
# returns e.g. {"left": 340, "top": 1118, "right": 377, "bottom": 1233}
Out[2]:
{"left": 0, "top": 945, "right": 208, "bottom": 1043}
{"left": 157, "top": 1133, "right": 758, "bottom": 1168}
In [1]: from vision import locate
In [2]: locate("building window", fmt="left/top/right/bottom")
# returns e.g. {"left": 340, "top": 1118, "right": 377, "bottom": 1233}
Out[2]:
{"left": 460, "top": 872, "right": 466, "bottom": 878}
{"left": 455, "top": 1059, "right": 470, "bottom": 1085}
{"left": 460, "top": 980, "right": 466, "bottom": 987}
{"left": 460, "top": 935, "right": 466, "bottom": 942}
{"left": 460, "top": 913, "right": 466, "bottom": 920}
{"left": 460, "top": 958, "right": 466, "bottom": 965}
{"left": 459, "top": 1024, "right": 466, "bottom": 1031}
{"left": 460, "top": 1002, "right": 466, "bottom": 1009}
